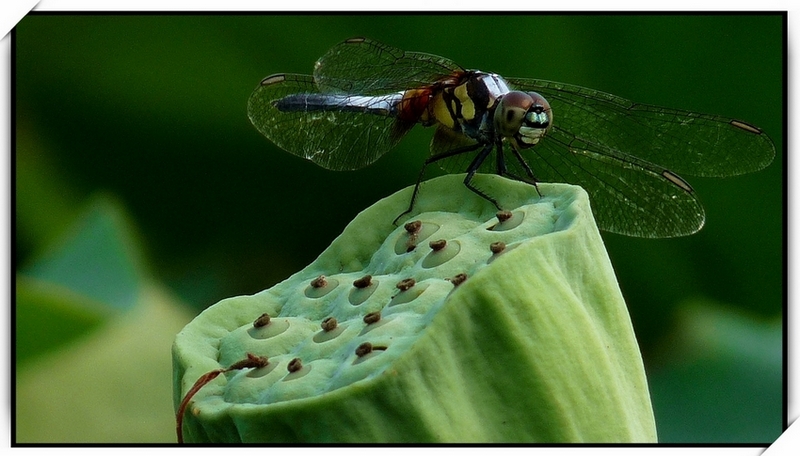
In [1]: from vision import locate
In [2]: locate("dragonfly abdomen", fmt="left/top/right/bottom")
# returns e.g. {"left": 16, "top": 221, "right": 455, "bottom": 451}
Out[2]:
{"left": 275, "top": 93, "right": 404, "bottom": 117}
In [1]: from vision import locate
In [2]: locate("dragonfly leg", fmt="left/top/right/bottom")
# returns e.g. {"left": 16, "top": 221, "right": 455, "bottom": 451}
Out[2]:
{"left": 392, "top": 159, "right": 434, "bottom": 225}
{"left": 463, "top": 143, "right": 502, "bottom": 210}
{"left": 393, "top": 142, "right": 484, "bottom": 225}
{"left": 496, "top": 143, "right": 507, "bottom": 174}
{"left": 510, "top": 147, "right": 537, "bottom": 180}
{"left": 505, "top": 146, "right": 542, "bottom": 198}
{"left": 493, "top": 144, "right": 543, "bottom": 198}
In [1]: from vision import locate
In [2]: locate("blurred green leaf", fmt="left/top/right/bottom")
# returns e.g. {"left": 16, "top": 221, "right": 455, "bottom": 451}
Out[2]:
{"left": 15, "top": 284, "right": 195, "bottom": 443}
{"left": 648, "top": 301, "right": 783, "bottom": 443}
{"left": 22, "top": 195, "right": 145, "bottom": 310}
{"left": 15, "top": 193, "right": 195, "bottom": 443}
{"left": 17, "top": 195, "right": 146, "bottom": 363}
{"left": 15, "top": 277, "right": 112, "bottom": 365}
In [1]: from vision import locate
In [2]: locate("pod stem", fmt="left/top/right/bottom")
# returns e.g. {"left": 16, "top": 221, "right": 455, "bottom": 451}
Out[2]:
{"left": 176, "top": 353, "right": 268, "bottom": 443}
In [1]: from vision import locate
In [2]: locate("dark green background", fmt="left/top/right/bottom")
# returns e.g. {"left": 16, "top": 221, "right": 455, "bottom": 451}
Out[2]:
{"left": 15, "top": 14, "right": 784, "bottom": 443}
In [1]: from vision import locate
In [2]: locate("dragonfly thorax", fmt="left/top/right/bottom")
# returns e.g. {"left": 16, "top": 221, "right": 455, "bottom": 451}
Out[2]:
{"left": 428, "top": 71, "right": 508, "bottom": 134}
{"left": 494, "top": 91, "right": 553, "bottom": 147}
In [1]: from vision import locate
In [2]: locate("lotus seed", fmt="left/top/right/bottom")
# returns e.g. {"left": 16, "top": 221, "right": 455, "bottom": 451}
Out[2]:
{"left": 396, "top": 278, "right": 416, "bottom": 291}
{"left": 287, "top": 358, "right": 303, "bottom": 373}
{"left": 363, "top": 311, "right": 381, "bottom": 325}
{"left": 355, "top": 342, "right": 373, "bottom": 357}
{"left": 490, "top": 241, "right": 506, "bottom": 254}
{"left": 448, "top": 273, "right": 468, "bottom": 286}
{"left": 248, "top": 318, "right": 290, "bottom": 339}
{"left": 353, "top": 275, "right": 372, "bottom": 288}
{"left": 253, "top": 313, "right": 271, "bottom": 328}
{"left": 496, "top": 210, "right": 513, "bottom": 223}
{"left": 310, "top": 275, "right": 327, "bottom": 288}
{"left": 229, "top": 353, "right": 269, "bottom": 370}
{"left": 404, "top": 220, "right": 422, "bottom": 234}
{"left": 321, "top": 316, "right": 338, "bottom": 332}
{"left": 488, "top": 210, "right": 525, "bottom": 231}
{"left": 429, "top": 239, "right": 447, "bottom": 251}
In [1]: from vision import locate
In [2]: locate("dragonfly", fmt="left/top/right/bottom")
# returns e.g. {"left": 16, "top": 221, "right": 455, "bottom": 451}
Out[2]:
{"left": 247, "top": 37, "right": 775, "bottom": 238}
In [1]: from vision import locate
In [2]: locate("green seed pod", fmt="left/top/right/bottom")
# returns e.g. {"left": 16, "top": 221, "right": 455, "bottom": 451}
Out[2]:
{"left": 173, "top": 174, "right": 657, "bottom": 443}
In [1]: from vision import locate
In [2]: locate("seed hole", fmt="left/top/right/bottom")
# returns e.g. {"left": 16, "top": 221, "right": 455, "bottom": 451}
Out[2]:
{"left": 352, "top": 343, "right": 388, "bottom": 365}
{"left": 246, "top": 361, "right": 278, "bottom": 378}
{"left": 429, "top": 239, "right": 447, "bottom": 251}
{"left": 247, "top": 318, "right": 290, "bottom": 339}
{"left": 283, "top": 359, "right": 311, "bottom": 381}
{"left": 421, "top": 240, "right": 461, "bottom": 269}
{"left": 349, "top": 277, "right": 379, "bottom": 306}
{"left": 487, "top": 243, "right": 518, "bottom": 264}
{"left": 313, "top": 323, "right": 346, "bottom": 343}
{"left": 359, "top": 315, "right": 390, "bottom": 336}
{"left": 488, "top": 210, "right": 525, "bottom": 231}
{"left": 304, "top": 275, "right": 339, "bottom": 298}
{"left": 389, "top": 282, "right": 429, "bottom": 307}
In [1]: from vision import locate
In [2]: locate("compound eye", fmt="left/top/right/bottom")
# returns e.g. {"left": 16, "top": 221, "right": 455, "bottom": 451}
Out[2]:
{"left": 514, "top": 92, "right": 552, "bottom": 148}
{"left": 494, "top": 91, "right": 533, "bottom": 137}
{"left": 524, "top": 92, "right": 552, "bottom": 129}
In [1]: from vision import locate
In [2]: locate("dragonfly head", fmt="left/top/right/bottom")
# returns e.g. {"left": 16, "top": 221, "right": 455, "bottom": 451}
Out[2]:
{"left": 494, "top": 91, "right": 552, "bottom": 148}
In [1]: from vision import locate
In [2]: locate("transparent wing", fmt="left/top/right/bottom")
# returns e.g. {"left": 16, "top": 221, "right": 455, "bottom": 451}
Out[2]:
{"left": 430, "top": 123, "right": 705, "bottom": 237}
{"left": 313, "top": 37, "right": 463, "bottom": 94}
{"left": 525, "top": 127, "right": 705, "bottom": 238}
{"left": 505, "top": 77, "right": 775, "bottom": 177}
{"left": 247, "top": 73, "right": 414, "bottom": 170}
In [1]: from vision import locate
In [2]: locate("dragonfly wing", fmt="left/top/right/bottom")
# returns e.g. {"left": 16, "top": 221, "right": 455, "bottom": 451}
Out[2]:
{"left": 524, "top": 126, "right": 704, "bottom": 237}
{"left": 314, "top": 37, "right": 464, "bottom": 95}
{"left": 247, "top": 73, "right": 413, "bottom": 170}
{"left": 506, "top": 77, "right": 775, "bottom": 177}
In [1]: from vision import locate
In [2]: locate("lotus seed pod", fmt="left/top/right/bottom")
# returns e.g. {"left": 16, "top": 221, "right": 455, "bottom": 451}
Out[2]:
{"left": 172, "top": 173, "right": 657, "bottom": 443}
